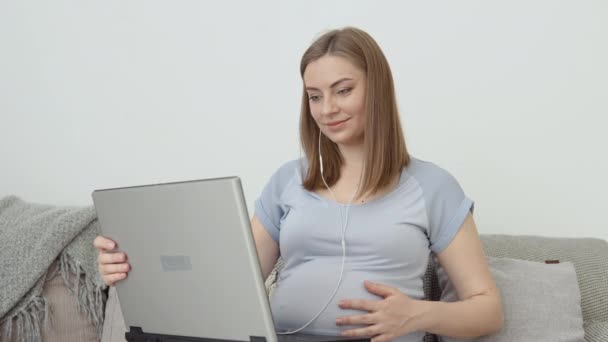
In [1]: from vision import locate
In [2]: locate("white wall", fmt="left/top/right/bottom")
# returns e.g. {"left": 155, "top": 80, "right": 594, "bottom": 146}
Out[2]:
{"left": 1, "top": 0, "right": 606, "bottom": 240}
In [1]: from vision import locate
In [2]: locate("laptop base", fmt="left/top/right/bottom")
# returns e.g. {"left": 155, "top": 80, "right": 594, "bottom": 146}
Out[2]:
{"left": 125, "top": 326, "right": 267, "bottom": 342}
{"left": 125, "top": 326, "right": 371, "bottom": 342}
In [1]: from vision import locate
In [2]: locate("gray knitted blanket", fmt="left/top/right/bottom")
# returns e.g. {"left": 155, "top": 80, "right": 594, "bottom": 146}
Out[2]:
{"left": 0, "top": 195, "right": 107, "bottom": 341}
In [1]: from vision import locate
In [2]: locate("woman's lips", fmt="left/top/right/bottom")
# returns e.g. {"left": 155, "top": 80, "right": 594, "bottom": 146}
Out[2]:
{"left": 326, "top": 118, "right": 350, "bottom": 131}
{"left": 327, "top": 118, "right": 349, "bottom": 127}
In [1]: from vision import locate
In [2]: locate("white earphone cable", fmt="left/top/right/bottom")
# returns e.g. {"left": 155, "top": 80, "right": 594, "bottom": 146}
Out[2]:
{"left": 277, "top": 132, "right": 360, "bottom": 335}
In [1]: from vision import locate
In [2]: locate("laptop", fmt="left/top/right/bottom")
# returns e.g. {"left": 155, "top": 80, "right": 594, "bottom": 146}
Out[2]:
{"left": 92, "top": 177, "right": 370, "bottom": 342}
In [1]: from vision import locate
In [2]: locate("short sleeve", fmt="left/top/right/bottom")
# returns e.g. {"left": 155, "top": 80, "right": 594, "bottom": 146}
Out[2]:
{"left": 254, "top": 159, "right": 300, "bottom": 242}
{"left": 408, "top": 159, "right": 475, "bottom": 253}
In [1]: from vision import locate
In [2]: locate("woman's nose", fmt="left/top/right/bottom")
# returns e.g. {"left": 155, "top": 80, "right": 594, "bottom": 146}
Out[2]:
{"left": 321, "top": 96, "right": 338, "bottom": 116}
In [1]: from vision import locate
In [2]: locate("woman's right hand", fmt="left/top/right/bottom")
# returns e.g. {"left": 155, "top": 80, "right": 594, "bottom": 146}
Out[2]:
{"left": 94, "top": 236, "right": 131, "bottom": 286}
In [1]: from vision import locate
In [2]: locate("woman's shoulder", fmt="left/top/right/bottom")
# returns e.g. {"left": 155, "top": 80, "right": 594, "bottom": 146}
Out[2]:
{"left": 404, "top": 156, "right": 464, "bottom": 195}
{"left": 274, "top": 157, "right": 307, "bottom": 176}
{"left": 266, "top": 157, "right": 308, "bottom": 186}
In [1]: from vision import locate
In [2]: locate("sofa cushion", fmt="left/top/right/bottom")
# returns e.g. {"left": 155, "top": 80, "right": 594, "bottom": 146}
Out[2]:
{"left": 438, "top": 257, "right": 585, "bottom": 342}
{"left": 480, "top": 234, "right": 608, "bottom": 324}
{"left": 583, "top": 321, "right": 608, "bottom": 342}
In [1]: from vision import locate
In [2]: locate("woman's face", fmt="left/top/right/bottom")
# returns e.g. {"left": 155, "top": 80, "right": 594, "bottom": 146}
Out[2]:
{"left": 303, "top": 54, "right": 367, "bottom": 147}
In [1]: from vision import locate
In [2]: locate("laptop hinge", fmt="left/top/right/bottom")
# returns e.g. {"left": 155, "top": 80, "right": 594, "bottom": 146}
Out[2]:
{"left": 249, "top": 337, "right": 267, "bottom": 342}
{"left": 125, "top": 327, "right": 150, "bottom": 342}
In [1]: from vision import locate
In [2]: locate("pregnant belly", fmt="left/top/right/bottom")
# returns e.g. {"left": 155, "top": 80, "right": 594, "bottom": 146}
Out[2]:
{"left": 269, "top": 261, "right": 421, "bottom": 336}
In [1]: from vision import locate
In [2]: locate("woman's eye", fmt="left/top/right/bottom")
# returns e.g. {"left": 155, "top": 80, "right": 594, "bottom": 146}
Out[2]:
{"left": 337, "top": 88, "right": 352, "bottom": 95}
{"left": 309, "top": 95, "right": 321, "bottom": 102}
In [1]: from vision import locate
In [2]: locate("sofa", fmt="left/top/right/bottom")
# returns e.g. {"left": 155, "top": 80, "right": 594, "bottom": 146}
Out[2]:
{"left": 2, "top": 233, "right": 606, "bottom": 341}
{"left": 100, "top": 234, "right": 608, "bottom": 342}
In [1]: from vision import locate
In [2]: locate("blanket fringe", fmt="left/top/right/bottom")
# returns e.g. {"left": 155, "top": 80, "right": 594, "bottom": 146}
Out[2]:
{"left": 1, "top": 295, "right": 49, "bottom": 342}
{"left": 1, "top": 253, "right": 106, "bottom": 342}
{"left": 58, "top": 252, "right": 106, "bottom": 338}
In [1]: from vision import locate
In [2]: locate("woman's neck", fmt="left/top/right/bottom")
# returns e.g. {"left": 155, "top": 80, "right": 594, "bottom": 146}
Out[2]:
{"left": 337, "top": 142, "right": 364, "bottom": 171}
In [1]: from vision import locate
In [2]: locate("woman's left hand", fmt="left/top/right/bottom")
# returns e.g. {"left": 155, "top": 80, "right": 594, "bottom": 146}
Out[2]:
{"left": 336, "top": 280, "right": 427, "bottom": 342}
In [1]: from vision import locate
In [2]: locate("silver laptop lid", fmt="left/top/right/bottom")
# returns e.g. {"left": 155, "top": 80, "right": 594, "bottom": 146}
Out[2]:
{"left": 92, "top": 177, "right": 277, "bottom": 342}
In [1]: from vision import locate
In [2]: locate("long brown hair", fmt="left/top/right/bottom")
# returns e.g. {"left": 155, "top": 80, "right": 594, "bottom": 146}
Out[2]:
{"left": 300, "top": 27, "right": 409, "bottom": 198}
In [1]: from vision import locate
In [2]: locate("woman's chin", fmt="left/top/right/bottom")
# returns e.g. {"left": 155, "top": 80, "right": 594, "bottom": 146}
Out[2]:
{"left": 327, "top": 134, "right": 363, "bottom": 147}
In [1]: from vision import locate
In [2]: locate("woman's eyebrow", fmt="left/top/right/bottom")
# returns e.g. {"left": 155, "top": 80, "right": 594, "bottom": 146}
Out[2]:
{"left": 305, "top": 77, "right": 354, "bottom": 92}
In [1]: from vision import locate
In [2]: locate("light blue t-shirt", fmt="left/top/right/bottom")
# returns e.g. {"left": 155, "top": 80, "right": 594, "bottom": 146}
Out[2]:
{"left": 254, "top": 157, "right": 474, "bottom": 342}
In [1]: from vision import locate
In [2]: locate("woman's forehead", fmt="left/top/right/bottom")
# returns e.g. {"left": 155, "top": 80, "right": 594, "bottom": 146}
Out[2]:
{"left": 303, "top": 55, "right": 365, "bottom": 89}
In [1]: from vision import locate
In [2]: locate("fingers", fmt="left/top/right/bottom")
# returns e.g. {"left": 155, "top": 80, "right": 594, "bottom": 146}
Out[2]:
{"left": 338, "top": 299, "right": 380, "bottom": 312}
{"left": 99, "top": 262, "right": 130, "bottom": 275}
{"left": 98, "top": 252, "right": 130, "bottom": 286}
{"left": 336, "top": 313, "right": 378, "bottom": 326}
{"left": 94, "top": 235, "right": 130, "bottom": 286}
{"left": 104, "top": 272, "right": 128, "bottom": 286}
{"left": 94, "top": 236, "right": 116, "bottom": 251}
{"left": 97, "top": 251, "right": 127, "bottom": 265}
{"left": 364, "top": 281, "right": 397, "bottom": 297}
{"left": 340, "top": 325, "right": 379, "bottom": 338}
